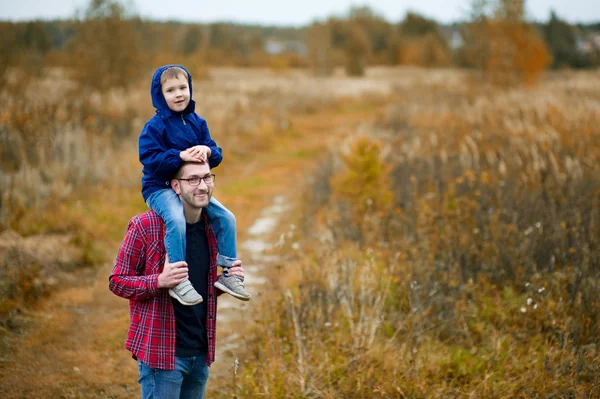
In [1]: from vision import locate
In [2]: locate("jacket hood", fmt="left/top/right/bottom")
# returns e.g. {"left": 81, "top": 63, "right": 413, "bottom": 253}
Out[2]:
{"left": 151, "top": 64, "right": 196, "bottom": 118}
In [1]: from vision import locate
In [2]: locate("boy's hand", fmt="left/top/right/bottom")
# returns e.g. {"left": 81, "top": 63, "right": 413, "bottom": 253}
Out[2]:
{"left": 180, "top": 150, "right": 199, "bottom": 162}
{"left": 187, "top": 145, "right": 211, "bottom": 162}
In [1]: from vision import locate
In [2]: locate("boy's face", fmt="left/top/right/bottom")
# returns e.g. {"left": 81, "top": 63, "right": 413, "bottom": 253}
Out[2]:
{"left": 161, "top": 75, "right": 190, "bottom": 113}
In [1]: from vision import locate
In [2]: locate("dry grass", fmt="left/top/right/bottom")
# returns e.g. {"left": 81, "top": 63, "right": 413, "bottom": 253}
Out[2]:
{"left": 233, "top": 68, "right": 600, "bottom": 398}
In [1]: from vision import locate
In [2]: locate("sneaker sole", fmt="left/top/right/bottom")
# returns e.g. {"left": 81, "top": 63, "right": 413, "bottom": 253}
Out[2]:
{"left": 169, "top": 290, "right": 203, "bottom": 306}
{"left": 214, "top": 281, "right": 251, "bottom": 301}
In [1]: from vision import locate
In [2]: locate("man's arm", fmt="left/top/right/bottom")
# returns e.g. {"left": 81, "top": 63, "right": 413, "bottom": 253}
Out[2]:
{"left": 109, "top": 217, "right": 161, "bottom": 301}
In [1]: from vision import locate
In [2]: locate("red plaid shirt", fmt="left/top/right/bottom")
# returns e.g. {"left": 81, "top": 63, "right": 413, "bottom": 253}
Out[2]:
{"left": 109, "top": 210, "right": 219, "bottom": 370}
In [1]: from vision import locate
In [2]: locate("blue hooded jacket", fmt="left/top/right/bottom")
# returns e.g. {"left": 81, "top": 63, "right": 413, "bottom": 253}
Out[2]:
{"left": 138, "top": 64, "right": 223, "bottom": 201}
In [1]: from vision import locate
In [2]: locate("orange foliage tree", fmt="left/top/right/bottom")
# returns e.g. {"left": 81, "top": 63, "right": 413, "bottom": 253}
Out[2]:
{"left": 461, "top": 0, "right": 552, "bottom": 86}
{"left": 484, "top": 21, "right": 552, "bottom": 85}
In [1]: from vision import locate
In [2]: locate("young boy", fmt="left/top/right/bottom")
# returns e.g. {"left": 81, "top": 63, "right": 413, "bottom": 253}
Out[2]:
{"left": 139, "top": 64, "right": 251, "bottom": 305}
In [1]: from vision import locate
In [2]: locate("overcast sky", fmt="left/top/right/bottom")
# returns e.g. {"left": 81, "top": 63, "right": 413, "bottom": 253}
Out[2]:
{"left": 0, "top": 0, "right": 596, "bottom": 25}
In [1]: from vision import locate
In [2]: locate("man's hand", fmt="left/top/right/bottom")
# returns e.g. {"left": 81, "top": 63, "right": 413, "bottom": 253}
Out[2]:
{"left": 226, "top": 259, "right": 245, "bottom": 280}
{"left": 157, "top": 256, "right": 189, "bottom": 288}
{"left": 187, "top": 145, "right": 211, "bottom": 162}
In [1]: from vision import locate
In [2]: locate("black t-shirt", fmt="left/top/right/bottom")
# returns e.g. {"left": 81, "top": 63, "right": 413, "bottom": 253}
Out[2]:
{"left": 172, "top": 221, "right": 210, "bottom": 357}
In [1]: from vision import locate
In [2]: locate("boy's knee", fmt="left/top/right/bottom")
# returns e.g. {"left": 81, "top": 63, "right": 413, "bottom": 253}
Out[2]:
{"left": 166, "top": 212, "right": 187, "bottom": 232}
{"left": 223, "top": 210, "right": 236, "bottom": 227}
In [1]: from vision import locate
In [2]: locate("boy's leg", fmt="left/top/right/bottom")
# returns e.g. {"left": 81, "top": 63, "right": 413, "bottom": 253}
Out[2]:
{"left": 206, "top": 197, "right": 251, "bottom": 301}
{"left": 205, "top": 197, "right": 237, "bottom": 258}
{"left": 147, "top": 189, "right": 202, "bottom": 306}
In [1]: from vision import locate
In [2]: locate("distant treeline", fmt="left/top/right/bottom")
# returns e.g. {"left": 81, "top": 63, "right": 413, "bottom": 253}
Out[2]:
{"left": 1, "top": 0, "right": 599, "bottom": 88}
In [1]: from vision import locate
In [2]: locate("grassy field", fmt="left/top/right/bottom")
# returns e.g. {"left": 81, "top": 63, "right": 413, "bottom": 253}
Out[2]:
{"left": 232, "top": 68, "right": 600, "bottom": 398}
{"left": 0, "top": 66, "right": 599, "bottom": 398}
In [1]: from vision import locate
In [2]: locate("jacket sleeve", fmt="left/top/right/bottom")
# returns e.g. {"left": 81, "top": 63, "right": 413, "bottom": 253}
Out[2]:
{"left": 109, "top": 217, "right": 161, "bottom": 301}
{"left": 139, "top": 121, "right": 183, "bottom": 180}
{"left": 198, "top": 118, "right": 223, "bottom": 169}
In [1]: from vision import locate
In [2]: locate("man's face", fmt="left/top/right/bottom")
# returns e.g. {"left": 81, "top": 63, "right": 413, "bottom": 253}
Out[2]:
{"left": 173, "top": 163, "right": 213, "bottom": 210}
{"left": 161, "top": 75, "right": 190, "bottom": 113}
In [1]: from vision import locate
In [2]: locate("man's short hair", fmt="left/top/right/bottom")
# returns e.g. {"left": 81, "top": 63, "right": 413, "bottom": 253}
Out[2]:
{"left": 160, "top": 66, "right": 188, "bottom": 86}
{"left": 174, "top": 160, "right": 207, "bottom": 179}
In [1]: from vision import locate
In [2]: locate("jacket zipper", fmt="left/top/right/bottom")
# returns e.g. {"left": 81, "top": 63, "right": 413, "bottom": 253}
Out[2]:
{"left": 181, "top": 114, "right": 186, "bottom": 125}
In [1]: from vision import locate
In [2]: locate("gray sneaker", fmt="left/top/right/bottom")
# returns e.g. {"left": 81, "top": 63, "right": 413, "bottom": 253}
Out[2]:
{"left": 169, "top": 279, "right": 203, "bottom": 306}
{"left": 214, "top": 274, "right": 251, "bottom": 301}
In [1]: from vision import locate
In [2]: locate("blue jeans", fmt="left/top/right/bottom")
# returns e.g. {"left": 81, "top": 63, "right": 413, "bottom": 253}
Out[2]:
{"left": 138, "top": 356, "right": 210, "bottom": 399}
{"left": 146, "top": 189, "right": 237, "bottom": 263}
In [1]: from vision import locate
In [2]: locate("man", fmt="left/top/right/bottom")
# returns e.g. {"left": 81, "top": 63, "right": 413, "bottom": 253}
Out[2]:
{"left": 109, "top": 161, "right": 245, "bottom": 398}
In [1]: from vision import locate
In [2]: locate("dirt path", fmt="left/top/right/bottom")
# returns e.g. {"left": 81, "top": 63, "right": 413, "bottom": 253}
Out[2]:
{"left": 0, "top": 100, "right": 388, "bottom": 398}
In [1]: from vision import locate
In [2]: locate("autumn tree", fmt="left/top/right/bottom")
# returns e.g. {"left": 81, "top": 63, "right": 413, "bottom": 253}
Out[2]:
{"left": 0, "top": 21, "right": 52, "bottom": 83}
{"left": 461, "top": 0, "right": 551, "bottom": 86}
{"left": 343, "top": 23, "right": 370, "bottom": 76}
{"left": 543, "top": 11, "right": 581, "bottom": 68}
{"left": 347, "top": 6, "right": 396, "bottom": 65}
{"left": 0, "top": 23, "right": 19, "bottom": 81}
{"left": 400, "top": 12, "right": 442, "bottom": 37}
{"left": 68, "top": 0, "right": 145, "bottom": 90}
{"left": 306, "top": 22, "right": 334, "bottom": 76}
{"left": 397, "top": 12, "right": 452, "bottom": 67}
{"left": 182, "top": 25, "right": 204, "bottom": 55}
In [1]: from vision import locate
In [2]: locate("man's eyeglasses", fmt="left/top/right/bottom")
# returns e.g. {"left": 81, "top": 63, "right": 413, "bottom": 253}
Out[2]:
{"left": 177, "top": 174, "right": 215, "bottom": 186}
